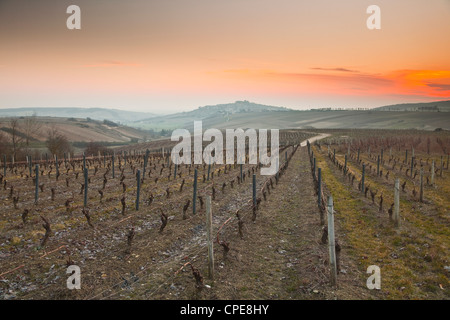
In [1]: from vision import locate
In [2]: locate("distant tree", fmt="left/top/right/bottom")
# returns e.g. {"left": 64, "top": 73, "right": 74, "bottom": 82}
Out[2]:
{"left": 84, "top": 141, "right": 108, "bottom": 156}
{"left": 160, "top": 129, "right": 171, "bottom": 136}
{"left": 0, "top": 131, "right": 9, "bottom": 156}
{"left": 46, "top": 126, "right": 73, "bottom": 157}
{"left": 103, "top": 119, "right": 118, "bottom": 127}
{"left": 8, "top": 118, "right": 24, "bottom": 160}
{"left": 23, "top": 114, "right": 42, "bottom": 150}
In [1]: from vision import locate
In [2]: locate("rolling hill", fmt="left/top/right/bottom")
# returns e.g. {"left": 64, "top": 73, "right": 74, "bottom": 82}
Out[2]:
{"left": 0, "top": 107, "right": 156, "bottom": 123}
{"left": 373, "top": 100, "right": 450, "bottom": 112}
{"left": 1, "top": 100, "right": 449, "bottom": 136}
{"left": 0, "top": 116, "right": 151, "bottom": 144}
{"left": 129, "top": 100, "right": 450, "bottom": 131}
{"left": 132, "top": 100, "right": 292, "bottom": 131}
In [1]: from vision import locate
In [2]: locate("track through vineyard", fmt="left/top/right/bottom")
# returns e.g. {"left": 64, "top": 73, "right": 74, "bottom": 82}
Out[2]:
{"left": 0, "top": 129, "right": 448, "bottom": 300}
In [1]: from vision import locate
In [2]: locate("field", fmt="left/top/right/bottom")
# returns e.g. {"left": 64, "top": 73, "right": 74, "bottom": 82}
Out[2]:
{"left": 0, "top": 129, "right": 448, "bottom": 300}
{"left": 0, "top": 116, "right": 148, "bottom": 145}
{"left": 310, "top": 129, "right": 449, "bottom": 299}
{"left": 133, "top": 108, "right": 450, "bottom": 132}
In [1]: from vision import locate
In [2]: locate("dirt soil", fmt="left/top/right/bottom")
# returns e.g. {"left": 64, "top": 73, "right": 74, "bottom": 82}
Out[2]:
{"left": 181, "top": 146, "right": 377, "bottom": 300}
{"left": 3, "top": 131, "right": 439, "bottom": 300}
{"left": 111, "top": 145, "right": 379, "bottom": 300}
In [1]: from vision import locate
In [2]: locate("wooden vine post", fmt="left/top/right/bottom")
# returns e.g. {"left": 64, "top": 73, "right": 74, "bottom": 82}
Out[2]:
{"left": 361, "top": 164, "right": 365, "bottom": 194}
{"left": 143, "top": 150, "right": 149, "bottom": 182}
{"left": 394, "top": 178, "right": 400, "bottom": 228}
{"left": 84, "top": 168, "right": 88, "bottom": 207}
{"left": 377, "top": 155, "right": 380, "bottom": 176}
{"left": 35, "top": 164, "right": 39, "bottom": 204}
{"left": 344, "top": 154, "right": 347, "bottom": 174}
{"left": 112, "top": 154, "right": 115, "bottom": 179}
{"left": 419, "top": 168, "right": 424, "bottom": 203}
{"left": 136, "top": 169, "right": 141, "bottom": 211}
{"left": 318, "top": 168, "right": 322, "bottom": 207}
{"left": 55, "top": 155, "right": 59, "bottom": 178}
{"left": 28, "top": 155, "right": 32, "bottom": 177}
{"left": 431, "top": 160, "right": 435, "bottom": 185}
{"left": 206, "top": 195, "right": 214, "bottom": 280}
{"left": 252, "top": 174, "right": 256, "bottom": 208}
{"left": 313, "top": 158, "right": 316, "bottom": 179}
{"left": 318, "top": 168, "right": 325, "bottom": 225}
{"left": 327, "top": 196, "right": 337, "bottom": 287}
{"left": 192, "top": 168, "right": 198, "bottom": 214}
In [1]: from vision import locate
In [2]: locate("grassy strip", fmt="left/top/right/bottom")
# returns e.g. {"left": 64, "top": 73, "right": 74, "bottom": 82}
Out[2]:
{"left": 339, "top": 152, "right": 450, "bottom": 239}
{"left": 346, "top": 150, "right": 450, "bottom": 221}
{"left": 314, "top": 146, "right": 449, "bottom": 299}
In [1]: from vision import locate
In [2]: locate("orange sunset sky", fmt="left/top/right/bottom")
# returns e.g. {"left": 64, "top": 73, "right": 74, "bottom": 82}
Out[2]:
{"left": 0, "top": 0, "right": 449, "bottom": 113}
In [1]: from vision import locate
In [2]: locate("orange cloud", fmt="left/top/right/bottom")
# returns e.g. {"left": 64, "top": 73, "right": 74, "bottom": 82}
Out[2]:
{"left": 210, "top": 68, "right": 450, "bottom": 100}
{"left": 386, "top": 70, "right": 450, "bottom": 98}
{"left": 82, "top": 60, "right": 142, "bottom": 68}
{"left": 310, "top": 67, "right": 360, "bottom": 73}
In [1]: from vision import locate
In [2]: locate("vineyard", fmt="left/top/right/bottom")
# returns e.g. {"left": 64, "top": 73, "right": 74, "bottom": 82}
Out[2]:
{"left": 309, "top": 129, "right": 449, "bottom": 299}
{"left": 0, "top": 129, "right": 448, "bottom": 300}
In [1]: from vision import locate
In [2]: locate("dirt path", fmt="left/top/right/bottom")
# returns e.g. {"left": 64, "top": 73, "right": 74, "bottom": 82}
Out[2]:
{"left": 1, "top": 133, "right": 378, "bottom": 300}
{"left": 300, "top": 133, "right": 331, "bottom": 147}
{"left": 190, "top": 143, "right": 376, "bottom": 300}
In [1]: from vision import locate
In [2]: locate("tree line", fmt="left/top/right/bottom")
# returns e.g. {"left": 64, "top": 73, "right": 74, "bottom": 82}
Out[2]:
{"left": 0, "top": 116, "right": 108, "bottom": 161}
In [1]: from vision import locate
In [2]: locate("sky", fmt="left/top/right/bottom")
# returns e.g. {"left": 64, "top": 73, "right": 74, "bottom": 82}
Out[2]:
{"left": 0, "top": 0, "right": 449, "bottom": 113}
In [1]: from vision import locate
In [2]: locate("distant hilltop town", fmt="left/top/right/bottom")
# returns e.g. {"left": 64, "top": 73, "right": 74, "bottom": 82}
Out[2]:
{"left": 311, "top": 102, "right": 449, "bottom": 112}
